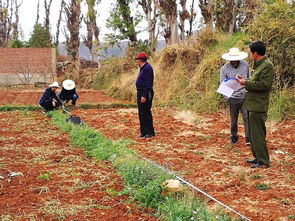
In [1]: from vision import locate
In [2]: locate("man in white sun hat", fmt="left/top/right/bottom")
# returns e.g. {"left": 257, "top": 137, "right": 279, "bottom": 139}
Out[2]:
{"left": 58, "top": 79, "right": 79, "bottom": 106}
{"left": 39, "top": 81, "right": 63, "bottom": 112}
{"left": 220, "top": 48, "right": 250, "bottom": 146}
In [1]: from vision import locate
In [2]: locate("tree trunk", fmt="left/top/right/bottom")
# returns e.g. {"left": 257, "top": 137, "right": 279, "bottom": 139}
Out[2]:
{"left": 44, "top": 0, "right": 53, "bottom": 43}
{"left": 0, "top": 0, "right": 14, "bottom": 46}
{"left": 188, "top": 0, "right": 195, "bottom": 36}
{"left": 179, "top": 0, "right": 188, "bottom": 41}
{"left": 139, "top": 0, "right": 157, "bottom": 51}
{"left": 35, "top": 0, "right": 40, "bottom": 24}
{"left": 55, "top": 0, "right": 64, "bottom": 47}
{"left": 158, "top": 0, "right": 178, "bottom": 44}
{"left": 64, "top": 0, "right": 82, "bottom": 75}
{"left": 170, "top": 19, "right": 178, "bottom": 44}
{"left": 229, "top": 0, "right": 238, "bottom": 34}
{"left": 13, "top": 0, "right": 22, "bottom": 39}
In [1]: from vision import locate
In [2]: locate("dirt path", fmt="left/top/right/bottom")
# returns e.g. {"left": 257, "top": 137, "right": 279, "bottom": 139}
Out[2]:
{"left": 73, "top": 108, "right": 295, "bottom": 221}
{"left": 0, "top": 89, "right": 121, "bottom": 105}
{"left": 0, "top": 111, "right": 154, "bottom": 220}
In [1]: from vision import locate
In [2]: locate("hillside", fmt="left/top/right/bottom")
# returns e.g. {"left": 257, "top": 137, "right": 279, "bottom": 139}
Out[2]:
{"left": 94, "top": 1, "right": 295, "bottom": 121}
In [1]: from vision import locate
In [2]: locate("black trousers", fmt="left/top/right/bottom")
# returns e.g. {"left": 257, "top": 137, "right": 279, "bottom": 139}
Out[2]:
{"left": 137, "top": 89, "right": 155, "bottom": 136}
{"left": 40, "top": 100, "right": 60, "bottom": 112}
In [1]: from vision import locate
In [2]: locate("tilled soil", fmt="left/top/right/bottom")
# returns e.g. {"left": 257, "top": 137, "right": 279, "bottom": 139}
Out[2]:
{"left": 0, "top": 111, "right": 154, "bottom": 221}
{"left": 72, "top": 108, "right": 295, "bottom": 221}
{"left": 0, "top": 89, "right": 120, "bottom": 105}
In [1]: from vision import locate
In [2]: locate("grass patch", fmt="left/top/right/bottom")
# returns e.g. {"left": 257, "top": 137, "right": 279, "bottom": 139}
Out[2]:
{"left": 251, "top": 174, "right": 262, "bottom": 180}
{"left": 0, "top": 103, "right": 137, "bottom": 112}
{"left": 38, "top": 173, "right": 51, "bottom": 181}
{"left": 0, "top": 105, "right": 41, "bottom": 112}
{"left": 50, "top": 110, "right": 235, "bottom": 220}
{"left": 255, "top": 183, "right": 270, "bottom": 190}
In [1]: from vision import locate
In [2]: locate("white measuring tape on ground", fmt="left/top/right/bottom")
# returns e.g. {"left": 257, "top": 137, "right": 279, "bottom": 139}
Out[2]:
{"left": 136, "top": 154, "right": 252, "bottom": 221}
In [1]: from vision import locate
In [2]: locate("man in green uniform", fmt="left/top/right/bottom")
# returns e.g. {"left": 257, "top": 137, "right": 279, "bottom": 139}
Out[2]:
{"left": 236, "top": 41, "right": 275, "bottom": 168}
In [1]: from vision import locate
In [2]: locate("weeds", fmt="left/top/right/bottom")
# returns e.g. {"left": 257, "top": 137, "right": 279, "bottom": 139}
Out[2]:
{"left": 255, "top": 183, "right": 270, "bottom": 190}
{"left": 38, "top": 173, "right": 51, "bottom": 181}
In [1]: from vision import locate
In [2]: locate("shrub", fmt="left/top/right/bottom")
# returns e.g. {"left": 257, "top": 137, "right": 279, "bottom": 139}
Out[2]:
{"left": 247, "top": 0, "right": 295, "bottom": 87}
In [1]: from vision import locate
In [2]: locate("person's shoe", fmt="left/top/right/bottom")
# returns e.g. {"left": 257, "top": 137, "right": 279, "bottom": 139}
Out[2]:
{"left": 245, "top": 137, "right": 251, "bottom": 146}
{"left": 138, "top": 134, "right": 146, "bottom": 138}
{"left": 231, "top": 136, "right": 238, "bottom": 145}
{"left": 246, "top": 159, "right": 257, "bottom": 164}
{"left": 145, "top": 133, "right": 155, "bottom": 138}
{"left": 250, "top": 163, "right": 270, "bottom": 168}
{"left": 250, "top": 163, "right": 262, "bottom": 168}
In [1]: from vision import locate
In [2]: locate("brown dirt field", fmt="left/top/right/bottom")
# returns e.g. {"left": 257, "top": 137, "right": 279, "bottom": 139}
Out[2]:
{"left": 0, "top": 89, "right": 121, "bottom": 105}
{"left": 72, "top": 108, "right": 295, "bottom": 221}
{"left": 0, "top": 111, "right": 155, "bottom": 220}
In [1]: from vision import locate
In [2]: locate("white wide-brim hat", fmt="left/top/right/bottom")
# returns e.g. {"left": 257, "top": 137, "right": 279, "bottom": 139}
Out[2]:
{"left": 62, "top": 79, "right": 76, "bottom": 90}
{"left": 49, "top": 81, "right": 60, "bottom": 88}
{"left": 222, "top": 47, "right": 248, "bottom": 61}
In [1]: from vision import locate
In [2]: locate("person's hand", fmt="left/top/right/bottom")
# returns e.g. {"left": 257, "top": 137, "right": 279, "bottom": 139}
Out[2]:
{"left": 236, "top": 74, "right": 246, "bottom": 85}
{"left": 52, "top": 101, "right": 56, "bottom": 107}
{"left": 141, "top": 97, "right": 146, "bottom": 103}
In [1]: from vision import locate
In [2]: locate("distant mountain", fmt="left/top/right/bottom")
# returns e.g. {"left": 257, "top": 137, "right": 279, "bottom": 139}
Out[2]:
{"left": 58, "top": 40, "right": 166, "bottom": 61}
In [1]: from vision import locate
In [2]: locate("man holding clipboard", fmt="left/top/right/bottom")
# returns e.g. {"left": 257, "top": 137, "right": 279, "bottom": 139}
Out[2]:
{"left": 219, "top": 48, "right": 250, "bottom": 146}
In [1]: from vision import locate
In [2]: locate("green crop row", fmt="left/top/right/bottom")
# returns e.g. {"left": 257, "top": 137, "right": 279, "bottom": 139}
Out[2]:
{"left": 49, "top": 110, "right": 237, "bottom": 221}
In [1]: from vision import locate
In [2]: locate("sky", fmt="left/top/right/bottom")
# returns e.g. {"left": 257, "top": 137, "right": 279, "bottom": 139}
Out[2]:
{"left": 18, "top": 0, "right": 201, "bottom": 43}
{"left": 19, "top": 0, "right": 116, "bottom": 42}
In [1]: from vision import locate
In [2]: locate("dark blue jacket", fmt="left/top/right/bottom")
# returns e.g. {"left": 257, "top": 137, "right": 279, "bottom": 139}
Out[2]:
{"left": 59, "top": 87, "right": 78, "bottom": 101}
{"left": 136, "top": 62, "right": 154, "bottom": 98}
{"left": 39, "top": 87, "right": 62, "bottom": 106}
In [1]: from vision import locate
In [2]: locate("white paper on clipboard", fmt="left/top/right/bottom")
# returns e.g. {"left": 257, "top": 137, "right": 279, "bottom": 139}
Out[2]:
{"left": 217, "top": 82, "right": 235, "bottom": 97}
{"left": 224, "top": 78, "right": 245, "bottom": 91}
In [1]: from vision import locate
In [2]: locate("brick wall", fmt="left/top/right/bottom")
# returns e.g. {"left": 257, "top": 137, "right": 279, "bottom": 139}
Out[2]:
{"left": 0, "top": 48, "right": 56, "bottom": 85}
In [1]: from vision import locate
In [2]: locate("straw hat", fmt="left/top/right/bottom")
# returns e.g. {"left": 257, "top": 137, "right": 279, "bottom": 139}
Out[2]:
{"left": 222, "top": 48, "right": 248, "bottom": 61}
{"left": 62, "top": 79, "right": 76, "bottom": 90}
{"left": 49, "top": 82, "right": 59, "bottom": 88}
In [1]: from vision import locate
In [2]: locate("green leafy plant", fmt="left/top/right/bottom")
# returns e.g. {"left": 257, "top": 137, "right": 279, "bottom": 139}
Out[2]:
{"left": 255, "top": 183, "right": 269, "bottom": 190}
{"left": 38, "top": 173, "right": 51, "bottom": 181}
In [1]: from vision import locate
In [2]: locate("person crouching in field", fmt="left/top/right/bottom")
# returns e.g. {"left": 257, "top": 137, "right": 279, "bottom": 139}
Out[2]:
{"left": 220, "top": 48, "right": 250, "bottom": 146}
{"left": 135, "top": 52, "right": 155, "bottom": 138}
{"left": 236, "top": 41, "right": 275, "bottom": 168}
{"left": 58, "top": 79, "right": 79, "bottom": 106}
{"left": 39, "top": 82, "right": 63, "bottom": 112}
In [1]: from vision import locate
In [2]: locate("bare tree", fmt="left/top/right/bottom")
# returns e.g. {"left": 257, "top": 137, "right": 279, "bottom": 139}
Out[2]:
{"left": 188, "top": 0, "right": 196, "bottom": 36}
{"left": 139, "top": 0, "right": 158, "bottom": 51}
{"left": 199, "top": 0, "right": 215, "bottom": 29}
{"left": 55, "top": 0, "right": 64, "bottom": 47}
{"left": 63, "top": 0, "right": 83, "bottom": 74}
{"left": 179, "top": 0, "right": 189, "bottom": 40}
{"left": 157, "top": 0, "right": 178, "bottom": 44}
{"left": 12, "top": 0, "right": 23, "bottom": 39}
{"left": 10, "top": 58, "right": 41, "bottom": 85}
{"left": 0, "top": 0, "right": 14, "bottom": 47}
{"left": 83, "top": 0, "right": 100, "bottom": 61}
{"left": 35, "top": 0, "right": 40, "bottom": 24}
{"left": 44, "top": 0, "right": 53, "bottom": 41}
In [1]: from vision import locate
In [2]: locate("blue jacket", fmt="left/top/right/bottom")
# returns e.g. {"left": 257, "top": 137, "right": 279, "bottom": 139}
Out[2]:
{"left": 39, "top": 87, "right": 62, "bottom": 106}
{"left": 136, "top": 62, "right": 154, "bottom": 98}
{"left": 59, "top": 87, "right": 78, "bottom": 101}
